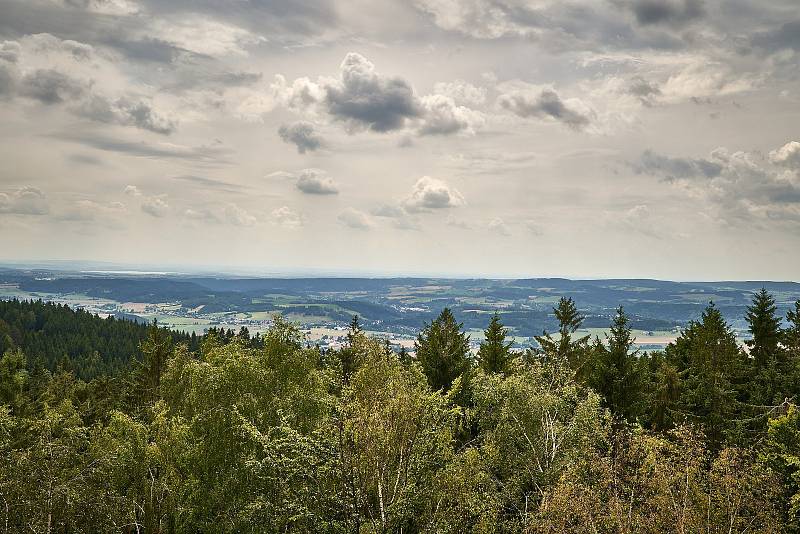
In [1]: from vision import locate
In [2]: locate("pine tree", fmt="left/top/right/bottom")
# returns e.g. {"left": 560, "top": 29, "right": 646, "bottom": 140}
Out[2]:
{"left": 478, "top": 312, "right": 513, "bottom": 374}
{"left": 415, "top": 308, "right": 471, "bottom": 391}
{"left": 586, "top": 306, "right": 644, "bottom": 422}
{"left": 745, "top": 288, "right": 784, "bottom": 404}
{"left": 534, "top": 297, "right": 590, "bottom": 373}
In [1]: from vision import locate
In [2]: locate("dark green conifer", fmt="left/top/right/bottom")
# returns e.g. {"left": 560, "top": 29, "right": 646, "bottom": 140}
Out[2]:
{"left": 478, "top": 312, "right": 513, "bottom": 374}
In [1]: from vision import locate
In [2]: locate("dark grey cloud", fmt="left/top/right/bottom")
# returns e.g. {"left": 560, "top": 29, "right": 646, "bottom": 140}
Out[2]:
{"left": 628, "top": 76, "right": 661, "bottom": 106}
{"left": 295, "top": 169, "right": 339, "bottom": 195}
{"left": 498, "top": 88, "right": 592, "bottom": 130}
{"left": 278, "top": 121, "right": 324, "bottom": 153}
{"left": 628, "top": 0, "right": 705, "bottom": 26}
{"left": 0, "top": 63, "right": 15, "bottom": 97}
{"left": 77, "top": 94, "right": 177, "bottom": 134}
{"left": 638, "top": 144, "right": 800, "bottom": 226}
{"left": 20, "top": 69, "right": 88, "bottom": 103}
{"left": 325, "top": 53, "right": 420, "bottom": 133}
{"left": 751, "top": 20, "right": 800, "bottom": 52}
{"left": 102, "top": 37, "right": 185, "bottom": 64}
{"left": 636, "top": 150, "right": 722, "bottom": 181}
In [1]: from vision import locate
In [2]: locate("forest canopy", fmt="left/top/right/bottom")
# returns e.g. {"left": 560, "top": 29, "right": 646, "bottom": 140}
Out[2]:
{"left": 1, "top": 292, "right": 800, "bottom": 532}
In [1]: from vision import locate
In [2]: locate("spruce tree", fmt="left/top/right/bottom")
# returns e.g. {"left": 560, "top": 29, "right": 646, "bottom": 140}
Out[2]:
{"left": 139, "top": 319, "right": 174, "bottom": 401}
{"left": 667, "top": 302, "right": 744, "bottom": 448}
{"left": 783, "top": 300, "right": 800, "bottom": 400}
{"left": 339, "top": 315, "right": 363, "bottom": 384}
{"left": 587, "top": 306, "right": 644, "bottom": 422}
{"left": 534, "top": 297, "right": 590, "bottom": 373}
{"left": 415, "top": 308, "right": 471, "bottom": 391}
{"left": 478, "top": 312, "right": 513, "bottom": 374}
{"left": 746, "top": 288, "right": 784, "bottom": 404}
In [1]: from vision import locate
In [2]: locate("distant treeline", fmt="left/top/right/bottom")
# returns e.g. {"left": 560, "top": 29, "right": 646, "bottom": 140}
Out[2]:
{"left": 1, "top": 290, "right": 800, "bottom": 531}
{"left": 0, "top": 299, "right": 199, "bottom": 379}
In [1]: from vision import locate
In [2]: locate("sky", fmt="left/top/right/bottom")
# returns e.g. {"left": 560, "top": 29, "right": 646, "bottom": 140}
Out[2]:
{"left": 0, "top": 0, "right": 798, "bottom": 280}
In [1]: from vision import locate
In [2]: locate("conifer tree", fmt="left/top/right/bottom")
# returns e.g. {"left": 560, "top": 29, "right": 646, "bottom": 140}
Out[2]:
{"left": 534, "top": 297, "right": 590, "bottom": 374}
{"left": 667, "top": 302, "right": 745, "bottom": 448}
{"left": 415, "top": 308, "right": 470, "bottom": 391}
{"left": 139, "top": 319, "right": 173, "bottom": 401}
{"left": 745, "top": 288, "right": 784, "bottom": 404}
{"left": 478, "top": 312, "right": 513, "bottom": 374}
{"left": 339, "top": 315, "right": 364, "bottom": 384}
{"left": 586, "top": 306, "right": 644, "bottom": 422}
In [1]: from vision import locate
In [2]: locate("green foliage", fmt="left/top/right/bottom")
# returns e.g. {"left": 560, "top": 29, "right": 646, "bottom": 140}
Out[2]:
{"left": 665, "top": 302, "right": 746, "bottom": 448}
{"left": 533, "top": 297, "right": 590, "bottom": 375}
{"left": 478, "top": 312, "right": 514, "bottom": 374}
{"left": 746, "top": 288, "right": 785, "bottom": 404}
{"left": 1, "top": 298, "right": 800, "bottom": 531}
{"left": 415, "top": 307, "right": 471, "bottom": 391}
{"left": 0, "top": 298, "right": 195, "bottom": 380}
{"left": 585, "top": 306, "right": 645, "bottom": 422}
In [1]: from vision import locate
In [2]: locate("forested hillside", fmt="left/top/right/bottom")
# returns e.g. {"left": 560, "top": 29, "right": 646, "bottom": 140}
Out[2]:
{"left": 0, "top": 299, "right": 197, "bottom": 379}
{"left": 1, "top": 290, "right": 800, "bottom": 532}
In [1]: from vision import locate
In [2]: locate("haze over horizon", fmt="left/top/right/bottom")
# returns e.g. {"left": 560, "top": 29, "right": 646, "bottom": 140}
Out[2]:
{"left": 1, "top": 0, "right": 799, "bottom": 280}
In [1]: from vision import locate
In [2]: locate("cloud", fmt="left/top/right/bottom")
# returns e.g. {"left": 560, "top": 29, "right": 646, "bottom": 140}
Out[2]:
{"left": 19, "top": 69, "right": 88, "bottom": 104}
{"left": 51, "top": 132, "right": 234, "bottom": 165}
{"left": 171, "top": 175, "right": 242, "bottom": 192}
{"left": 123, "top": 185, "right": 142, "bottom": 197}
{"left": 141, "top": 196, "right": 169, "bottom": 217}
{"left": 628, "top": 76, "right": 661, "bottom": 106}
{"left": 57, "top": 199, "right": 126, "bottom": 222}
{"left": 638, "top": 143, "right": 800, "bottom": 226}
{"left": 77, "top": 95, "right": 176, "bottom": 134}
{"left": 0, "top": 187, "right": 49, "bottom": 215}
{"left": 295, "top": 168, "right": 339, "bottom": 195}
{"left": 525, "top": 220, "right": 544, "bottom": 235}
{"left": 326, "top": 53, "right": 420, "bottom": 132}
{"left": 275, "top": 54, "right": 488, "bottom": 138}
{"left": 338, "top": 207, "right": 372, "bottom": 229}
{"left": 433, "top": 80, "right": 487, "bottom": 106}
{"left": 28, "top": 32, "right": 95, "bottom": 60}
{"left": 371, "top": 204, "right": 406, "bottom": 218}
{"left": 403, "top": 176, "right": 465, "bottom": 212}
{"left": 498, "top": 86, "right": 593, "bottom": 130}
{"left": 618, "top": 204, "right": 661, "bottom": 237}
{"left": 626, "top": 0, "right": 705, "bottom": 26}
{"left": 144, "top": 17, "right": 266, "bottom": 58}
{"left": 751, "top": 20, "right": 800, "bottom": 52}
{"left": 770, "top": 141, "right": 800, "bottom": 171}
{"left": 0, "top": 40, "right": 21, "bottom": 63}
{"left": 224, "top": 203, "right": 257, "bottom": 226}
{"left": 275, "top": 52, "right": 421, "bottom": 133}
{"left": 418, "top": 94, "right": 484, "bottom": 136}
{"left": 488, "top": 217, "right": 510, "bottom": 236}
{"left": 183, "top": 207, "right": 219, "bottom": 223}
{"left": 278, "top": 121, "right": 324, "bottom": 153}
{"left": 271, "top": 206, "right": 303, "bottom": 228}
{"left": 636, "top": 149, "right": 722, "bottom": 181}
